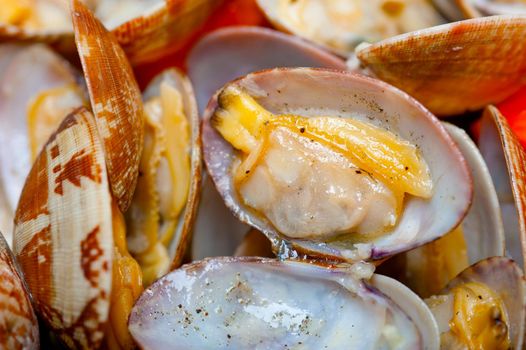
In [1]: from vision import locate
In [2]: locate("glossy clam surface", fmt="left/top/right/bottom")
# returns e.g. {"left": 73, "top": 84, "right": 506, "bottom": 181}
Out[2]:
{"left": 129, "top": 257, "right": 438, "bottom": 349}
{"left": 202, "top": 68, "right": 472, "bottom": 262}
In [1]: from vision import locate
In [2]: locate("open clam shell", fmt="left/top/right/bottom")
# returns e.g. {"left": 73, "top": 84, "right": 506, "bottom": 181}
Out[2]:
{"left": 126, "top": 68, "right": 202, "bottom": 275}
{"left": 129, "top": 257, "right": 439, "bottom": 349}
{"left": 256, "top": 0, "right": 445, "bottom": 56}
{"left": 426, "top": 257, "right": 526, "bottom": 349}
{"left": 355, "top": 15, "right": 526, "bottom": 117}
{"left": 0, "top": 43, "right": 81, "bottom": 241}
{"left": 72, "top": 0, "right": 144, "bottom": 212}
{"left": 202, "top": 68, "right": 472, "bottom": 262}
{"left": 479, "top": 105, "right": 526, "bottom": 269}
{"left": 0, "top": 231, "right": 39, "bottom": 349}
{"left": 13, "top": 107, "right": 113, "bottom": 349}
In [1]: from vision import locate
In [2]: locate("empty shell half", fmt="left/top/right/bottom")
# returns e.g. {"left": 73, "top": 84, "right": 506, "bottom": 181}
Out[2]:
{"left": 202, "top": 68, "right": 472, "bottom": 262}
{"left": 129, "top": 257, "right": 439, "bottom": 349}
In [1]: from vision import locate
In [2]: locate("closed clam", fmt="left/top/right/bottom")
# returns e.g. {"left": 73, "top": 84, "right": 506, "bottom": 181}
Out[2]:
{"left": 202, "top": 68, "right": 472, "bottom": 262}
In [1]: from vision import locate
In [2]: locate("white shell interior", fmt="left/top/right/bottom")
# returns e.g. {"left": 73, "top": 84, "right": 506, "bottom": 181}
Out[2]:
{"left": 129, "top": 258, "right": 430, "bottom": 349}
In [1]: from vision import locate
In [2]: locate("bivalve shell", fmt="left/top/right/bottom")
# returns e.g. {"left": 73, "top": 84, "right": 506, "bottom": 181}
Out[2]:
{"left": 13, "top": 107, "right": 113, "bottom": 349}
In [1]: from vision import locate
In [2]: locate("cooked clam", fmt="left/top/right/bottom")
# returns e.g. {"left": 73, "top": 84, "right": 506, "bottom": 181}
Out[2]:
{"left": 126, "top": 68, "right": 201, "bottom": 285}
{"left": 426, "top": 257, "right": 526, "bottom": 349}
{"left": 202, "top": 68, "right": 472, "bottom": 262}
{"left": 256, "top": 0, "right": 445, "bottom": 56}
{"left": 129, "top": 257, "right": 439, "bottom": 349}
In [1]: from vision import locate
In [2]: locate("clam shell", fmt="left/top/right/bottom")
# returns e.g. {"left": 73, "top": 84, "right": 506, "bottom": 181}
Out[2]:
{"left": 13, "top": 107, "right": 113, "bottom": 349}
{"left": 443, "top": 123, "right": 504, "bottom": 261}
{"left": 139, "top": 68, "right": 202, "bottom": 270}
{"left": 112, "top": 0, "right": 224, "bottom": 65}
{"left": 129, "top": 257, "right": 438, "bottom": 349}
{"left": 355, "top": 15, "right": 526, "bottom": 117}
{"left": 0, "top": 231, "right": 39, "bottom": 349}
{"left": 0, "top": 43, "right": 80, "bottom": 241}
{"left": 187, "top": 26, "right": 346, "bottom": 112}
{"left": 479, "top": 105, "right": 526, "bottom": 269}
{"left": 428, "top": 257, "right": 526, "bottom": 348}
{"left": 457, "top": 0, "right": 526, "bottom": 17}
{"left": 202, "top": 68, "right": 472, "bottom": 262}
{"left": 71, "top": 0, "right": 144, "bottom": 213}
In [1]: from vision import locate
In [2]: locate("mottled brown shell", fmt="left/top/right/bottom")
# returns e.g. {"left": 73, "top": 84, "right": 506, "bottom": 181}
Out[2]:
{"left": 480, "top": 105, "right": 526, "bottom": 270}
{"left": 0, "top": 231, "right": 39, "bottom": 350}
{"left": 71, "top": 0, "right": 144, "bottom": 213}
{"left": 356, "top": 15, "right": 526, "bottom": 117}
{"left": 112, "top": 0, "right": 224, "bottom": 65}
{"left": 13, "top": 107, "right": 113, "bottom": 349}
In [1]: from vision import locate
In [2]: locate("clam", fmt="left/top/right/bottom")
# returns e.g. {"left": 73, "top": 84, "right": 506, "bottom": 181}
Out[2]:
{"left": 128, "top": 257, "right": 439, "bottom": 349}
{"left": 0, "top": 42, "right": 85, "bottom": 242}
{"left": 255, "top": 0, "right": 446, "bottom": 56}
{"left": 202, "top": 68, "right": 472, "bottom": 262}
{"left": 479, "top": 105, "right": 526, "bottom": 269}
{"left": 378, "top": 122, "right": 505, "bottom": 297}
{"left": 0, "top": 0, "right": 224, "bottom": 65}
{"left": 426, "top": 257, "right": 526, "bottom": 349}
{"left": 126, "top": 68, "right": 202, "bottom": 285}
{"left": 0, "top": 231, "right": 39, "bottom": 349}
{"left": 353, "top": 15, "right": 526, "bottom": 117}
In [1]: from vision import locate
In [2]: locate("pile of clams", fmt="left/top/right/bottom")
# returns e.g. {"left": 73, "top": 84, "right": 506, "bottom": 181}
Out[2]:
{"left": 1, "top": 0, "right": 526, "bottom": 349}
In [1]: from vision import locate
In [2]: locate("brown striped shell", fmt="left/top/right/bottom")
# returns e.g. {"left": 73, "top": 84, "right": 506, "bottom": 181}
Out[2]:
{"left": 111, "top": 0, "right": 224, "bottom": 65}
{"left": 71, "top": 0, "right": 144, "bottom": 213}
{"left": 13, "top": 107, "right": 113, "bottom": 349}
{"left": 355, "top": 15, "right": 526, "bottom": 117}
{"left": 0, "top": 231, "right": 39, "bottom": 350}
{"left": 479, "top": 105, "right": 526, "bottom": 270}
